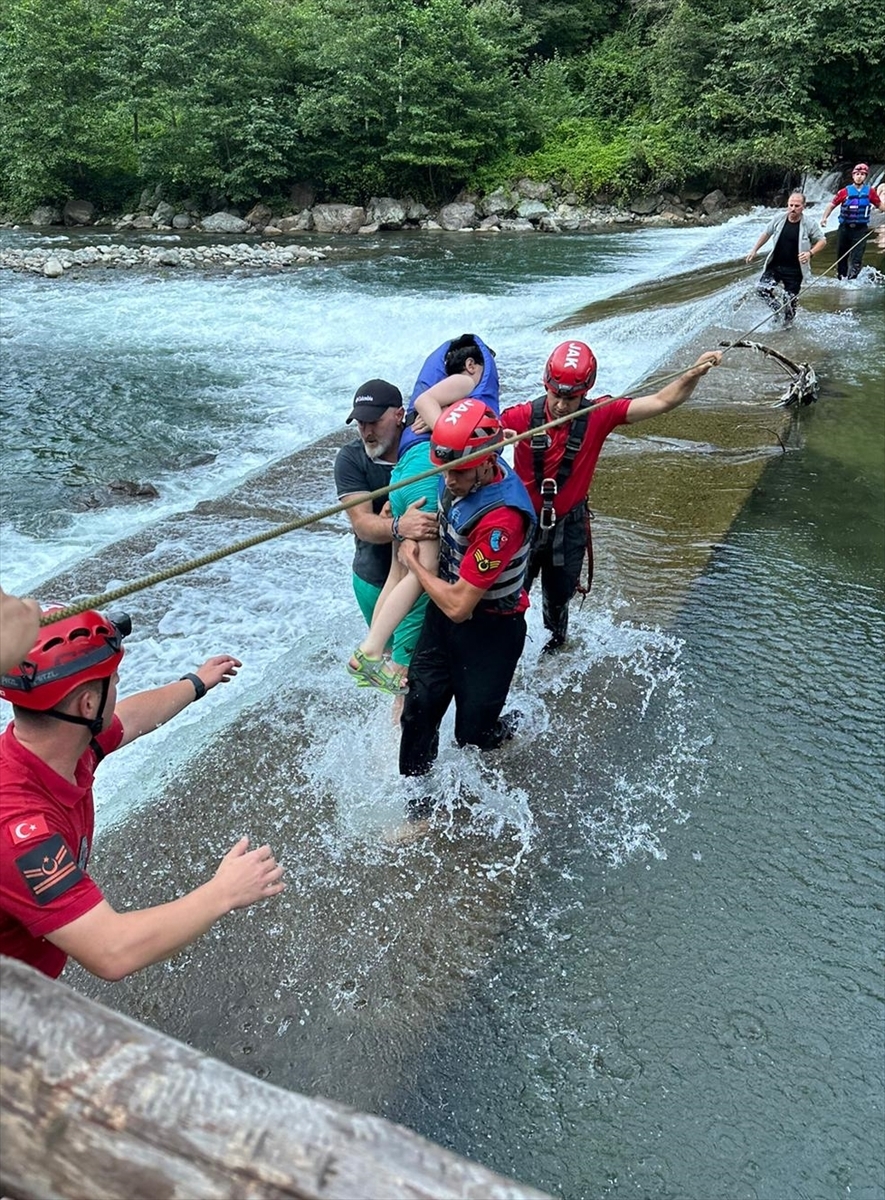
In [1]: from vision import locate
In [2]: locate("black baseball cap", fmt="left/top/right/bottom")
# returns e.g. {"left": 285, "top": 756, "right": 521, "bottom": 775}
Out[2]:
{"left": 345, "top": 379, "right": 404, "bottom": 423}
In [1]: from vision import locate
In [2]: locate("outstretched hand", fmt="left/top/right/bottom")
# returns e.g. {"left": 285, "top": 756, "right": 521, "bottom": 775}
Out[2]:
{"left": 215, "top": 836, "right": 285, "bottom": 910}
{"left": 196, "top": 654, "right": 242, "bottom": 692}
{"left": 691, "top": 351, "right": 722, "bottom": 376}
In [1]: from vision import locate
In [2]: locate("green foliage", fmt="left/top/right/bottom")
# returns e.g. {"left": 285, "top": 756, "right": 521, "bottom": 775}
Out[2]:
{"left": 0, "top": 0, "right": 881, "bottom": 215}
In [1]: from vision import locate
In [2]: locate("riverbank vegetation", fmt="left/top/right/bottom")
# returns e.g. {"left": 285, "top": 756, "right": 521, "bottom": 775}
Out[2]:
{"left": 1, "top": 0, "right": 882, "bottom": 216}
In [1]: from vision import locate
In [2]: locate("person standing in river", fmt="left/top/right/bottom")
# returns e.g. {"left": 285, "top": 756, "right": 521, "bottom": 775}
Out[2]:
{"left": 745, "top": 192, "right": 826, "bottom": 326}
{"left": 819, "top": 164, "right": 885, "bottom": 280}
{"left": 396, "top": 401, "right": 535, "bottom": 823}
{"left": 0, "top": 607, "right": 285, "bottom": 981}
{"left": 334, "top": 379, "right": 439, "bottom": 691}
{"left": 347, "top": 334, "right": 499, "bottom": 694}
{"left": 500, "top": 343, "right": 724, "bottom": 654}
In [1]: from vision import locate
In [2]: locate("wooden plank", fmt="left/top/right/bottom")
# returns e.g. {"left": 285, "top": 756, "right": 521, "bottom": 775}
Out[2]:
{"left": 0, "top": 958, "right": 554, "bottom": 1200}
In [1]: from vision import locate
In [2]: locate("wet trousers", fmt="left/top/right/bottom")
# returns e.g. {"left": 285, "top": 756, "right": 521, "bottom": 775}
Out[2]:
{"left": 757, "top": 266, "right": 802, "bottom": 322}
{"left": 835, "top": 224, "right": 869, "bottom": 280}
{"left": 525, "top": 505, "right": 593, "bottom": 643}
{"left": 399, "top": 601, "right": 527, "bottom": 778}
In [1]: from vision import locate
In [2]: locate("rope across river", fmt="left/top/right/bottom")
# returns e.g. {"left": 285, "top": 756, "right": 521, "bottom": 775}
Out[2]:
{"left": 37, "top": 228, "right": 877, "bottom": 627}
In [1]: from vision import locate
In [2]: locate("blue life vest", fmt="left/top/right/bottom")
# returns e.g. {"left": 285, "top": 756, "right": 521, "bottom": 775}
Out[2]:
{"left": 437, "top": 464, "right": 536, "bottom": 614}
{"left": 839, "top": 184, "right": 872, "bottom": 226}
{"left": 399, "top": 335, "right": 500, "bottom": 456}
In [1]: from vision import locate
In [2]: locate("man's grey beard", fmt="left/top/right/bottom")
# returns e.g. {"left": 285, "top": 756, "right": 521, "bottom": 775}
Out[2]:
{"left": 364, "top": 438, "right": 394, "bottom": 461}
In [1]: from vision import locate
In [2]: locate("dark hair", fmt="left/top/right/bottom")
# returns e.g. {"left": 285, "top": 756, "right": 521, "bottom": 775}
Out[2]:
{"left": 444, "top": 333, "right": 490, "bottom": 376}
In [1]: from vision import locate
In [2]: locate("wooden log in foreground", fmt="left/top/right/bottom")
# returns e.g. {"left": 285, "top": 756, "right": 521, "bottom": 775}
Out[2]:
{"left": 0, "top": 959, "right": 554, "bottom": 1200}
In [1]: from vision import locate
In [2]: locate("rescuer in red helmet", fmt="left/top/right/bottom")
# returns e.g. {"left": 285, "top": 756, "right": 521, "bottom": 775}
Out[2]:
{"left": 0, "top": 609, "right": 284, "bottom": 980}
{"left": 501, "top": 341, "right": 722, "bottom": 653}
{"left": 395, "top": 399, "right": 536, "bottom": 825}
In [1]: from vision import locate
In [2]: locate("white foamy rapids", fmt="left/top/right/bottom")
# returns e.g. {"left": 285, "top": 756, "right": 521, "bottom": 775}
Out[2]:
{"left": 1, "top": 215, "right": 766, "bottom": 596}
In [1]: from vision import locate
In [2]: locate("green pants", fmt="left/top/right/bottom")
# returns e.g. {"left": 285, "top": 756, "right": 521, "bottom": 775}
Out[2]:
{"left": 351, "top": 573, "right": 428, "bottom": 668}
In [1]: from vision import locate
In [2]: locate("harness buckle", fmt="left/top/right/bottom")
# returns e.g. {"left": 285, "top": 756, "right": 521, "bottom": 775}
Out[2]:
{"left": 539, "top": 478, "right": 557, "bottom": 530}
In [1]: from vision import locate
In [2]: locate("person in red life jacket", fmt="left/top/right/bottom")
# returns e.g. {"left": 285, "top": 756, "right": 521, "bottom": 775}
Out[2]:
{"left": 0, "top": 587, "right": 41, "bottom": 674}
{"left": 0, "top": 609, "right": 284, "bottom": 980}
{"left": 746, "top": 192, "right": 827, "bottom": 325}
{"left": 820, "top": 164, "right": 885, "bottom": 280}
{"left": 501, "top": 341, "right": 723, "bottom": 654}
{"left": 396, "top": 401, "right": 536, "bottom": 817}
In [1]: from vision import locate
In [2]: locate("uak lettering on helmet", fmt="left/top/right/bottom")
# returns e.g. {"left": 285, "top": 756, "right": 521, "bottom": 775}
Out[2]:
{"left": 544, "top": 341, "right": 598, "bottom": 397}
{"left": 430, "top": 398, "right": 503, "bottom": 470}
{"left": 0, "top": 609, "right": 129, "bottom": 710}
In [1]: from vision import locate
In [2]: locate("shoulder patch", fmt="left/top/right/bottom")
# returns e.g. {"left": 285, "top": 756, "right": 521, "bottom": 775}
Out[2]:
{"left": 489, "top": 528, "right": 509, "bottom": 552}
{"left": 7, "top": 816, "right": 50, "bottom": 846}
{"left": 15, "top": 835, "right": 84, "bottom": 906}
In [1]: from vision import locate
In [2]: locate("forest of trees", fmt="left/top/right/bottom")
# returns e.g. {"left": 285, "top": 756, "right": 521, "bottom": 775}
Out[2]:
{"left": 1, "top": 0, "right": 882, "bottom": 217}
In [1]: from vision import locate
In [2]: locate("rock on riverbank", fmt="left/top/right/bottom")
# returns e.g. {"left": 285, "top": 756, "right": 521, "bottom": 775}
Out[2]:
{"left": 0, "top": 240, "right": 329, "bottom": 277}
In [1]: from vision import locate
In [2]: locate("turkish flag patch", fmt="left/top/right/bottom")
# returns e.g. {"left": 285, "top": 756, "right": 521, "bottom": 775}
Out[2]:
{"left": 15, "top": 835, "right": 84, "bottom": 906}
{"left": 7, "top": 815, "right": 49, "bottom": 845}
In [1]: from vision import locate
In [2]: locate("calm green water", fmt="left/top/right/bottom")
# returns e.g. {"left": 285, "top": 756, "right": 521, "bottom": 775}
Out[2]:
{"left": 383, "top": 352, "right": 885, "bottom": 1199}
{"left": 9, "top": 220, "right": 880, "bottom": 1199}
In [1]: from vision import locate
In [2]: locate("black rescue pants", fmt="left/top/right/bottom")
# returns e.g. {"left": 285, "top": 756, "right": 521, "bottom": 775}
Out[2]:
{"left": 399, "top": 601, "right": 527, "bottom": 779}
{"left": 524, "top": 504, "right": 593, "bottom": 643}
{"left": 835, "top": 223, "right": 869, "bottom": 280}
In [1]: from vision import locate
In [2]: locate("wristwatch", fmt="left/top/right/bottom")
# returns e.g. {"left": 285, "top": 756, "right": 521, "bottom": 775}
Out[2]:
{"left": 179, "top": 672, "right": 207, "bottom": 700}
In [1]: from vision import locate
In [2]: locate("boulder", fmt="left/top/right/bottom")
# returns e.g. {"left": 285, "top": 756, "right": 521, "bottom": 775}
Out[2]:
{"left": 437, "top": 202, "right": 476, "bottom": 230}
{"left": 201, "top": 211, "right": 250, "bottom": 233}
{"left": 277, "top": 210, "right": 312, "bottom": 232}
{"left": 63, "top": 200, "right": 95, "bottom": 226}
{"left": 481, "top": 188, "right": 517, "bottom": 217}
{"left": 516, "top": 179, "right": 552, "bottom": 201}
{"left": 516, "top": 199, "right": 550, "bottom": 221}
{"left": 152, "top": 201, "right": 176, "bottom": 226}
{"left": 629, "top": 194, "right": 661, "bottom": 215}
{"left": 312, "top": 204, "right": 366, "bottom": 234}
{"left": 367, "top": 197, "right": 406, "bottom": 229}
{"left": 403, "top": 198, "right": 429, "bottom": 222}
{"left": 131, "top": 215, "right": 154, "bottom": 230}
{"left": 172, "top": 214, "right": 192, "bottom": 230}
{"left": 30, "top": 206, "right": 62, "bottom": 226}
{"left": 43, "top": 257, "right": 64, "bottom": 278}
{"left": 156, "top": 250, "right": 181, "bottom": 266}
{"left": 701, "top": 189, "right": 728, "bottom": 214}
{"left": 244, "top": 203, "right": 273, "bottom": 230}
{"left": 138, "top": 185, "right": 163, "bottom": 211}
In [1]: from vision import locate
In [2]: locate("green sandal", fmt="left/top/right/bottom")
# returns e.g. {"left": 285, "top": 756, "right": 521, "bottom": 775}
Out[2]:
{"left": 347, "top": 648, "right": 409, "bottom": 695}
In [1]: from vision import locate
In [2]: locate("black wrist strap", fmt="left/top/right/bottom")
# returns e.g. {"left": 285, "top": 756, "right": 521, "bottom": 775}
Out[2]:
{"left": 179, "top": 672, "right": 207, "bottom": 701}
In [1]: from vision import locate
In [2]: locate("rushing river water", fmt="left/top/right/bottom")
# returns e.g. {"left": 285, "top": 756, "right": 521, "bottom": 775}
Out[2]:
{"left": 1, "top": 205, "right": 883, "bottom": 1200}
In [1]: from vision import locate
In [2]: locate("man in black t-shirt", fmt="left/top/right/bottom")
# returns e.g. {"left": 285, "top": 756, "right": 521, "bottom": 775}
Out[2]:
{"left": 746, "top": 192, "right": 826, "bottom": 326}
{"left": 333, "top": 379, "right": 438, "bottom": 666}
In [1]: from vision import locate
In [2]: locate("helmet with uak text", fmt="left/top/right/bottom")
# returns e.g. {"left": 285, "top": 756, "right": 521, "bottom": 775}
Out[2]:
{"left": 430, "top": 399, "right": 503, "bottom": 470}
{"left": 544, "top": 340, "right": 598, "bottom": 397}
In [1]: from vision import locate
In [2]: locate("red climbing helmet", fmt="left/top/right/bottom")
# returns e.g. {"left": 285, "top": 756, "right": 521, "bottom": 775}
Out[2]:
{"left": 0, "top": 608, "right": 129, "bottom": 710}
{"left": 544, "top": 340, "right": 598, "bottom": 397}
{"left": 430, "top": 399, "right": 503, "bottom": 470}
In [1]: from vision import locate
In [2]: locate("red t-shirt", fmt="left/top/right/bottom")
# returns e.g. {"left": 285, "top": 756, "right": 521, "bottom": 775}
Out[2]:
{"left": 0, "top": 716, "right": 123, "bottom": 977}
{"left": 458, "top": 505, "right": 531, "bottom": 614}
{"left": 501, "top": 396, "right": 633, "bottom": 516}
